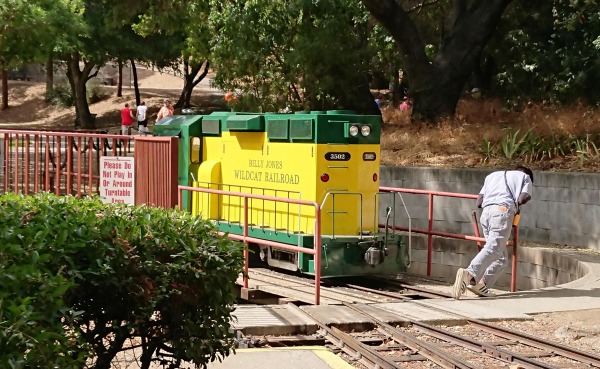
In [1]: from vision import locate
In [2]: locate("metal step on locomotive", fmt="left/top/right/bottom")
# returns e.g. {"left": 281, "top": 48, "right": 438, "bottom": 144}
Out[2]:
{"left": 154, "top": 110, "right": 409, "bottom": 277}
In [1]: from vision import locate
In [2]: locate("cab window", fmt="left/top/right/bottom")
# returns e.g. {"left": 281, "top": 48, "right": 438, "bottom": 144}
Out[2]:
{"left": 191, "top": 137, "right": 201, "bottom": 164}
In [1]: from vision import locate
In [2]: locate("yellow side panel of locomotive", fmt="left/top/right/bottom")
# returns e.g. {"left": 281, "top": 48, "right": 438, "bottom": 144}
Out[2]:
{"left": 191, "top": 131, "right": 380, "bottom": 238}
{"left": 191, "top": 132, "right": 317, "bottom": 235}
{"left": 316, "top": 144, "right": 381, "bottom": 237}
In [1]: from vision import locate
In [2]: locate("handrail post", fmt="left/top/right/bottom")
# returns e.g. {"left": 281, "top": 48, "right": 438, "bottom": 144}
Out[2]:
{"left": 243, "top": 197, "right": 249, "bottom": 289}
{"left": 511, "top": 226, "right": 518, "bottom": 292}
{"left": 314, "top": 205, "right": 321, "bottom": 305}
{"left": 178, "top": 188, "right": 183, "bottom": 211}
{"left": 14, "top": 134, "right": 19, "bottom": 194}
{"left": 471, "top": 211, "right": 483, "bottom": 251}
{"left": 427, "top": 193, "right": 434, "bottom": 276}
{"left": 56, "top": 136, "right": 61, "bottom": 196}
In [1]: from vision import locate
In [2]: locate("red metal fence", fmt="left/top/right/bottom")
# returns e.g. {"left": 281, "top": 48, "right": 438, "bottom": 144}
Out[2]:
{"left": 178, "top": 185, "right": 323, "bottom": 305}
{"left": 379, "top": 186, "right": 519, "bottom": 292}
{"left": 0, "top": 130, "right": 134, "bottom": 197}
{"left": 0, "top": 130, "right": 177, "bottom": 208}
{"left": 135, "top": 136, "right": 178, "bottom": 208}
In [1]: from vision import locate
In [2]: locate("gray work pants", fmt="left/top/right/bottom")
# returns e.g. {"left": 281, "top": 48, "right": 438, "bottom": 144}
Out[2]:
{"left": 466, "top": 205, "right": 514, "bottom": 288}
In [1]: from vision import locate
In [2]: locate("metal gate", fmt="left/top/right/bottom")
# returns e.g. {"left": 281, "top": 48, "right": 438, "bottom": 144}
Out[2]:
{"left": 0, "top": 130, "right": 178, "bottom": 208}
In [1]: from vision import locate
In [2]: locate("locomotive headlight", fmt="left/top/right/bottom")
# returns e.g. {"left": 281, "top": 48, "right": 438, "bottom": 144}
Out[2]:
{"left": 349, "top": 125, "right": 360, "bottom": 137}
{"left": 361, "top": 125, "right": 371, "bottom": 137}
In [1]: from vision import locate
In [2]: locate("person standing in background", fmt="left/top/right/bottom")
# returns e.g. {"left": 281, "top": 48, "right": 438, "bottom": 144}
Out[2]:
{"left": 137, "top": 101, "right": 148, "bottom": 135}
{"left": 121, "top": 103, "right": 135, "bottom": 135}
{"left": 156, "top": 99, "right": 174, "bottom": 122}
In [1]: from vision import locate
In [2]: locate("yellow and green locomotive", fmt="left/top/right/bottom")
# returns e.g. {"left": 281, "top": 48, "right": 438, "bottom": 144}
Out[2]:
{"left": 154, "top": 111, "right": 408, "bottom": 277}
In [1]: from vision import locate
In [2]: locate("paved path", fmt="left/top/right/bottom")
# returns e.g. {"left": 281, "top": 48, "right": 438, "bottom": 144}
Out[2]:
{"left": 429, "top": 250, "right": 600, "bottom": 315}
{"left": 206, "top": 347, "right": 351, "bottom": 369}
{"left": 233, "top": 248, "right": 600, "bottom": 334}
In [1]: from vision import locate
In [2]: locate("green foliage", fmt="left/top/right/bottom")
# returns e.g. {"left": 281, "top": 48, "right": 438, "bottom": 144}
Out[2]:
{"left": 48, "top": 79, "right": 74, "bottom": 108}
{"left": 0, "top": 193, "right": 245, "bottom": 369}
{"left": 501, "top": 128, "right": 534, "bottom": 159}
{"left": 573, "top": 134, "right": 600, "bottom": 165}
{"left": 48, "top": 78, "right": 106, "bottom": 108}
{"left": 491, "top": 0, "right": 600, "bottom": 105}
{"left": 481, "top": 138, "right": 497, "bottom": 163}
{"left": 85, "top": 80, "right": 104, "bottom": 104}
{"left": 209, "top": 0, "right": 380, "bottom": 113}
{"left": 484, "top": 131, "right": 600, "bottom": 165}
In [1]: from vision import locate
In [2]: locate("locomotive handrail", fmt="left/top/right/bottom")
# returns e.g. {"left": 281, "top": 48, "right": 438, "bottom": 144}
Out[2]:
{"left": 191, "top": 180, "right": 302, "bottom": 240}
{"left": 379, "top": 186, "right": 519, "bottom": 292}
{"left": 375, "top": 191, "right": 413, "bottom": 269}
{"left": 320, "top": 192, "right": 363, "bottom": 239}
{"left": 178, "top": 185, "right": 323, "bottom": 305}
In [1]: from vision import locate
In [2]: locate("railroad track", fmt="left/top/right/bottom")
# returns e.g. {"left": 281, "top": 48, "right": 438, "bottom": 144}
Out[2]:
{"left": 271, "top": 303, "right": 600, "bottom": 369}
{"left": 240, "top": 268, "right": 450, "bottom": 304}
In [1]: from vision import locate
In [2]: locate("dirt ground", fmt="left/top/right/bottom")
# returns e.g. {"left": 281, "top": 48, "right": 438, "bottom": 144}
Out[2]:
{"left": 0, "top": 68, "right": 225, "bottom": 134}
{"left": 379, "top": 98, "right": 600, "bottom": 173}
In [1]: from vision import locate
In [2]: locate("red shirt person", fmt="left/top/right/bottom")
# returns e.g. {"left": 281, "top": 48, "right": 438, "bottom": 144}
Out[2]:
{"left": 121, "top": 103, "right": 135, "bottom": 135}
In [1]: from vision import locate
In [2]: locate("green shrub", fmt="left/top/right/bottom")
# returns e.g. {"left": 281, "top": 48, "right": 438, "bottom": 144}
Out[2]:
{"left": 483, "top": 131, "right": 600, "bottom": 165}
{"left": 86, "top": 80, "right": 104, "bottom": 104}
{"left": 48, "top": 79, "right": 74, "bottom": 108}
{"left": 0, "top": 193, "right": 245, "bottom": 369}
{"left": 48, "top": 78, "right": 106, "bottom": 108}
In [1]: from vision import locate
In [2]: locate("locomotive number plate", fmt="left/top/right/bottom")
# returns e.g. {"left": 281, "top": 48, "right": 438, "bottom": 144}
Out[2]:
{"left": 325, "top": 152, "right": 351, "bottom": 161}
{"left": 363, "top": 152, "right": 377, "bottom": 161}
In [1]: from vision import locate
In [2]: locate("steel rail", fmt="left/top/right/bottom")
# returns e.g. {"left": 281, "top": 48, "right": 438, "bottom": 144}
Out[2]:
{"left": 410, "top": 300, "right": 600, "bottom": 368}
{"left": 343, "top": 303, "right": 476, "bottom": 369}
{"left": 363, "top": 276, "right": 452, "bottom": 299}
{"left": 328, "top": 282, "right": 413, "bottom": 301}
{"left": 248, "top": 269, "right": 385, "bottom": 304}
{"left": 286, "top": 303, "right": 403, "bottom": 369}
{"left": 250, "top": 268, "right": 441, "bottom": 302}
{"left": 467, "top": 319, "right": 600, "bottom": 367}
{"left": 410, "top": 321, "right": 559, "bottom": 369}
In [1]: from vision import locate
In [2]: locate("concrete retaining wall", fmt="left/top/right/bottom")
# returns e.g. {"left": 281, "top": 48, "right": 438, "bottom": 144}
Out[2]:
{"left": 406, "top": 236, "right": 588, "bottom": 291}
{"left": 380, "top": 166, "right": 600, "bottom": 250}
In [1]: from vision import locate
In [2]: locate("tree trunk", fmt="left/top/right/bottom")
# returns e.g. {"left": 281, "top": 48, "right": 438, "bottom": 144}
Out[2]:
{"left": 65, "top": 62, "right": 79, "bottom": 118}
{"left": 338, "top": 73, "right": 381, "bottom": 115}
{"left": 1, "top": 69, "right": 7, "bottom": 111}
{"left": 175, "top": 60, "right": 209, "bottom": 109}
{"left": 117, "top": 60, "right": 123, "bottom": 97}
{"left": 389, "top": 67, "right": 401, "bottom": 106}
{"left": 66, "top": 52, "right": 96, "bottom": 129}
{"left": 361, "top": 0, "right": 512, "bottom": 121}
{"left": 131, "top": 59, "right": 140, "bottom": 106}
{"left": 45, "top": 55, "right": 54, "bottom": 101}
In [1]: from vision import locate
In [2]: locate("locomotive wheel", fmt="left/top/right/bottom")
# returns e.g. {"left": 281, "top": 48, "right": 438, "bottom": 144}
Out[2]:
{"left": 247, "top": 243, "right": 268, "bottom": 267}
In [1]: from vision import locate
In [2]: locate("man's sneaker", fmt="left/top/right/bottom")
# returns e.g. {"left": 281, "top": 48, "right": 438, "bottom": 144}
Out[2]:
{"left": 467, "top": 282, "right": 496, "bottom": 298}
{"left": 452, "top": 268, "right": 470, "bottom": 300}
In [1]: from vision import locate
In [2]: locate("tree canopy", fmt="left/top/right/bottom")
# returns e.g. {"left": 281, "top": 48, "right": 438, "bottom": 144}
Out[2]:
{"left": 2, "top": 0, "right": 600, "bottom": 121}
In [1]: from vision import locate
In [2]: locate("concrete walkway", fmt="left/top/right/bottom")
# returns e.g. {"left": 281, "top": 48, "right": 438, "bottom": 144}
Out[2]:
{"left": 206, "top": 347, "right": 351, "bottom": 369}
{"left": 233, "top": 248, "right": 600, "bottom": 334}
{"left": 428, "top": 249, "right": 600, "bottom": 315}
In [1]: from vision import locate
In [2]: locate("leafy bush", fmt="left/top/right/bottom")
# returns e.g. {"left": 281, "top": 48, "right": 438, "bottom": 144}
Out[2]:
{"left": 0, "top": 193, "right": 245, "bottom": 369}
{"left": 86, "top": 80, "right": 104, "bottom": 104}
{"left": 501, "top": 128, "right": 533, "bottom": 159}
{"left": 482, "top": 131, "right": 600, "bottom": 165}
{"left": 48, "top": 78, "right": 106, "bottom": 108}
{"left": 48, "top": 79, "right": 75, "bottom": 108}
